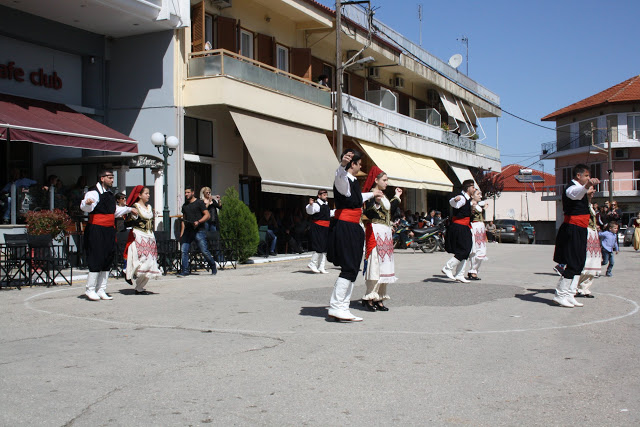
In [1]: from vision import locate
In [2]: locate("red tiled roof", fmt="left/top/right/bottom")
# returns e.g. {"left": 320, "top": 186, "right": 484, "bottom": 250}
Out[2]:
{"left": 542, "top": 75, "right": 640, "bottom": 121}
{"left": 488, "top": 164, "right": 556, "bottom": 192}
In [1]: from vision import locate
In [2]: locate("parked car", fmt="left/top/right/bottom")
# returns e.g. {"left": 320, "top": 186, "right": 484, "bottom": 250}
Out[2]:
{"left": 520, "top": 222, "right": 535, "bottom": 244}
{"left": 623, "top": 216, "right": 638, "bottom": 247}
{"left": 494, "top": 219, "right": 530, "bottom": 244}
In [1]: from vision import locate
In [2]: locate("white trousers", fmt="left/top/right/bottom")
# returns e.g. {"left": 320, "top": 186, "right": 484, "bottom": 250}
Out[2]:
{"left": 329, "top": 277, "right": 354, "bottom": 314}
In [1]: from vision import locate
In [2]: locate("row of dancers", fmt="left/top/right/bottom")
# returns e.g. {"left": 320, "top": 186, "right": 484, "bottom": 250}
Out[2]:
{"left": 311, "top": 149, "right": 489, "bottom": 322}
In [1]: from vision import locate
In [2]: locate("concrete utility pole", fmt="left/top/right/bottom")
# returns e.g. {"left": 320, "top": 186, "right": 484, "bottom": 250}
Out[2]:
{"left": 607, "top": 137, "right": 613, "bottom": 207}
{"left": 335, "top": 0, "right": 343, "bottom": 158}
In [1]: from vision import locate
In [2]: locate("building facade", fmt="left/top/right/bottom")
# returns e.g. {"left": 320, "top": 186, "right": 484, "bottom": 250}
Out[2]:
{"left": 540, "top": 75, "right": 640, "bottom": 229}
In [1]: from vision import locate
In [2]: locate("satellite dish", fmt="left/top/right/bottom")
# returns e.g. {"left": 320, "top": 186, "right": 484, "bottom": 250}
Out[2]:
{"left": 448, "top": 54, "right": 463, "bottom": 69}
{"left": 507, "top": 209, "right": 515, "bottom": 219}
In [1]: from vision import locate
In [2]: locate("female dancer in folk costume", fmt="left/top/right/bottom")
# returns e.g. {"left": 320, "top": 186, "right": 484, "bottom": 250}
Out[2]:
{"left": 576, "top": 187, "right": 601, "bottom": 298}
{"left": 124, "top": 185, "right": 161, "bottom": 295}
{"left": 633, "top": 211, "right": 640, "bottom": 251}
{"left": 361, "top": 166, "right": 402, "bottom": 311}
{"left": 467, "top": 188, "right": 488, "bottom": 281}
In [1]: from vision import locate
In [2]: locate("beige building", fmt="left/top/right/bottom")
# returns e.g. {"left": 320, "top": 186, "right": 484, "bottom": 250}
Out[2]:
{"left": 177, "top": 0, "right": 501, "bottom": 215}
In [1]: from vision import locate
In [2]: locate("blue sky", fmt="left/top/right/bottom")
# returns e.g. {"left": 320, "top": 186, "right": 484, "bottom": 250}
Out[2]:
{"left": 316, "top": 0, "right": 639, "bottom": 175}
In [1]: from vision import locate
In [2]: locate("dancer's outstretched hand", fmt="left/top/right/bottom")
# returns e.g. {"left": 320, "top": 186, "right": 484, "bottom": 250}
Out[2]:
{"left": 340, "top": 151, "right": 353, "bottom": 167}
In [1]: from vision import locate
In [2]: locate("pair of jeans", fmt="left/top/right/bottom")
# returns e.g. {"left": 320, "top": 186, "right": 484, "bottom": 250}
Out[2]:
{"left": 266, "top": 229, "right": 277, "bottom": 253}
{"left": 181, "top": 229, "right": 217, "bottom": 274}
{"left": 601, "top": 249, "right": 614, "bottom": 275}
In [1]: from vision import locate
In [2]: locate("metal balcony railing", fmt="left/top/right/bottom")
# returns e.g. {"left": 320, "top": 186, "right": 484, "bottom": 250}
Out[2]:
{"left": 188, "top": 49, "right": 332, "bottom": 108}
{"left": 342, "top": 94, "right": 500, "bottom": 160}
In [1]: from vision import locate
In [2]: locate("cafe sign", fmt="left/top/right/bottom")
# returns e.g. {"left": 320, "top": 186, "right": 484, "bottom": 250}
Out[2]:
{"left": 128, "top": 155, "right": 163, "bottom": 169}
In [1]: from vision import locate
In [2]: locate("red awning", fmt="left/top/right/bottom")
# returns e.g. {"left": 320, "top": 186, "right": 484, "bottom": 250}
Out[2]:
{"left": 0, "top": 93, "right": 138, "bottom": 153}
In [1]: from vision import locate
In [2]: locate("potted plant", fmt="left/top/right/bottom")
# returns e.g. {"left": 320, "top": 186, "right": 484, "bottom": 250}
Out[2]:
{"left": 441, "top": 122, "right": 450, "bottom": 131}
{"left": 25, "top": 209, "right": 72, "bottom": 243}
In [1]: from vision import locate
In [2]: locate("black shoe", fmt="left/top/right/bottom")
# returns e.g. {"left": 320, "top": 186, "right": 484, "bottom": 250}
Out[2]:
{"left": 577, "top": 293, "right": 595, "bottom": 298}
{"left": 269, "top": 251, "right": 277, "bottom": 256}
{"left": 361, "top": 299, "right": 377, "bottom": 311}
{"left": 135, "top": 290, "right": 151, "bottom": 295}
{"left": 176, "top": 272, "right": 189, "bottom": 278}
{"left": 375, "top": 301, "right": 389, "bottom": 311}
{"left": 125, "top": 278, "right": 133, "bottom": 285}
{"left": 467, "top": 273, "right": 481, "bottom": 281}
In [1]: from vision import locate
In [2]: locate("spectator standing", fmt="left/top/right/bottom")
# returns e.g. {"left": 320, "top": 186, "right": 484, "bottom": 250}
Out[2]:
{"left": 115, "top": 193, "right": 127, "bottom": 232}
{"left": 632, "top": 212, "right": 640, "bottom": 251}
{"left": 306, "top": 189, "right": 334, "bottom": 273}
{"left": 178, "top": 186, "right": 217, "bottom": 277}
{"left": 599, "top": 222, "right": 619, "bottom": 277}
{"left": 200, "top": 187, "right": 222, "bottom": 232}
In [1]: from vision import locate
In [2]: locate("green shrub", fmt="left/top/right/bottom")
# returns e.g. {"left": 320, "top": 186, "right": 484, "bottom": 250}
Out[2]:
{"left": 219, "top": 187, "right": 259, "bottom": 263}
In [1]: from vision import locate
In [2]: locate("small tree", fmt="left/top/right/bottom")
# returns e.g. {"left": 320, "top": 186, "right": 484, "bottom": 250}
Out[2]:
{"left": 471, "top": 168, "right": 505, "bottom": 221}
{"left": 219, "top": 187, "right": 259, "bottom": 263}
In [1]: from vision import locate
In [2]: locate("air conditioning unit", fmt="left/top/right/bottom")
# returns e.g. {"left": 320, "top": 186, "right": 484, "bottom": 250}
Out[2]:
{"left": 613, "top": 148, "right": 628, "bottom": 159}
{"left": 392, "top": 75, "right": 405, "bottom": 89}
{"left": 210, "top": 0, "right": 232, "bottom": 9}
{"left": 367, "top": 67, "right": 380, "bottom": 79}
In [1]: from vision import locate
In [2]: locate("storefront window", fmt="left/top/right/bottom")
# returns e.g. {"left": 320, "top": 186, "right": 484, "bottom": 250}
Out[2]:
{"left": 184, "top": 117, "right": 214, "bottom": 157}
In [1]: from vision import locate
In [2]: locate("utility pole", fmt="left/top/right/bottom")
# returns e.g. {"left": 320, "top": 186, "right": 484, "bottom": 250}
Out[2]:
{"left": 418, "top": 4, "right": 423, "bottom": 46}
{"left": 607, "top": 137, "right": 613, "bottom": 207}
{"left": 335, "top": 0, "right": 343, "bottom": 158}
{"left": 457, "top": 35, "right": 469, "bottom": 75}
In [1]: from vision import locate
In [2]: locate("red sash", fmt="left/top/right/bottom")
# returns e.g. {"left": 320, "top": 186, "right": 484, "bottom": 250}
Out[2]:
{"left": 365, "top": 223, "right": 376, "bottom": 259}
{"left": 89, "top": 213, "right": 115, "bottom": 227}
{"left": 452, "top": 216, "right": 471, "bottom": 228}
{"left": 334, "top": 208, "right": 362, "bottom": 224}
{"left": 312, "top": 219, "right": 330, "bottom": 227}
{"left": 564, "top": 214, "right": 589, "bottom": 228}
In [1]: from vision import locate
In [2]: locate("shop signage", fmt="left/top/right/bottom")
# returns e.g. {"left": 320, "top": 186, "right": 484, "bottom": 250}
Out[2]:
{"left": 128, "top": 155, "right": 163, "bottom": 169}
{"left": 0, "top": 61, "right": 63, "bottom": 90}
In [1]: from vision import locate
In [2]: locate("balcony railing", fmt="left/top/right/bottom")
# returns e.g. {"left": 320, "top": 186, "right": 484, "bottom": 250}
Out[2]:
{"left": 188, "top": 49, "right": 332, "bottom": 108}
{"left": 542, "top": 178, "right": 640, "bottom": 198}
{"left": 342, "top": 94, "right": 500, "bottom": 160}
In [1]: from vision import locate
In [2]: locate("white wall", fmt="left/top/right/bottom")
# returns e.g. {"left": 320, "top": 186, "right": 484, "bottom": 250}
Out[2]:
{"left": 486, "top": 191, "right": 556, "bottom": 222}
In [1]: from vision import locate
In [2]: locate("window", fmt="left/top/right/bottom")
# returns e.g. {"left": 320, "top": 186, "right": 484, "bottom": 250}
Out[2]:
{"left": 184, "top": 117, "right": 214, "bottom": 157}
{"left": 556, "top": 125, "right": 572, "bottom": 151}
{"left": 204, "top": 14, "right": 213, "bottom": 50}
{"left": 321, "top": 63, "right": 334, "bottom": 88}
{"left": 276, "top": 45, "right": 289, "bottom": 72}
{"left": 628, "top": 115, "right": 640, "bottom": 140}
{"left": 561, "top": 167, "right": 573, "bottom": 185}
{"left": 185, "top": 161, "right": 212, "bottom": 195}
{"left": 578, "top": 119, "right": 597, "bottom": 147}
{"left": 240, "top": 29, "right": 254, "bottom": 58}
{"left": 606, "top": 115, "right": 618, "bottom": 142}
{"left": 589, "top": 163, "right": 601, "bottom": 180}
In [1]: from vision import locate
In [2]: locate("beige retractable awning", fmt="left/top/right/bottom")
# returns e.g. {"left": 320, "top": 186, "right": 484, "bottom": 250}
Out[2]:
{"left": 448, "top": 162, "right": 478, "bottom": 188}
{"left": 438, "top": 90, "right": 466, "bottom": 123}
{"left": 230, "top": 110, "right": 338, "bottom": 196}
{"left": 358, "top": 141, "right": 453, "bottom": 192}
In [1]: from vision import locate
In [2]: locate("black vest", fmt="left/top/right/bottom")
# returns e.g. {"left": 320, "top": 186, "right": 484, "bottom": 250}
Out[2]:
{"left": 452, "top": 193, "right": 472, "bottom": 219}
{"left": 333, "top": 177, "right": 363, "bottom": 209}
{"left": 562, "top": 183, "right": 589, "bottom": 215}
{"left": 89, "top": 185, "right": 116, "bottom": 215}
{"left": 312, "top": 202, "right": 331, "bottom": 221}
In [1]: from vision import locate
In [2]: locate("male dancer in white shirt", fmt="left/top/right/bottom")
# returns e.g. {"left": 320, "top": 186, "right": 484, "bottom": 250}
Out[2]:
{"left": 442, "top": 179, "right": 476, "bottom": 283}
{"left": 80, "top": 170, "right": 136, "bottom": 301}
{"left": 326, "top": 149, "right": 381, "bottom": 321}
{"left": 305, "top": 189, "right": 335, "bottom": 273}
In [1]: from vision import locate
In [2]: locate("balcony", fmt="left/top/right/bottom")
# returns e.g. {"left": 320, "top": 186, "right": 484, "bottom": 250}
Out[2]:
{"left": 541, "top": 178, "right": 640, "bottom": 201}
{"left": 188, "top": 50, "right": 332, "bottom": 108}
{"left": 342, "top": 94, "right": 500, "bottom": 161}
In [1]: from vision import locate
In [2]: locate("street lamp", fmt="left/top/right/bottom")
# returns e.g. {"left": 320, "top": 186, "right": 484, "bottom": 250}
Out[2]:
{"left": 151, "top": 132, "right": 179, "bottom": 231}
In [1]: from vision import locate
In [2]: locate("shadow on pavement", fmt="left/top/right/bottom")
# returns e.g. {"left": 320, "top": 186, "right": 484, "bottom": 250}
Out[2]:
{"left": 299, "top": 306, "right": 329, "bottom": 318}
{"left": 291, "top": 270, "right": 317, "bottom": 274}
{"left": 533, "top": 272, "right": 561, "bottom": 277}
{"left": 117, "top": 289, "right": 159, "bottom": 296}
{"left": 423, "top": 276, "right": 455, "bottom": 283}
{"left": 515, "top": 288, "right": 556, "bottom": 306}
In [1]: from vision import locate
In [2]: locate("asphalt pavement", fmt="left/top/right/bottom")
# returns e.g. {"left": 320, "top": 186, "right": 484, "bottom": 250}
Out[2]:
{"left": 1, "top": 243, "right": 639, "bottom": 426}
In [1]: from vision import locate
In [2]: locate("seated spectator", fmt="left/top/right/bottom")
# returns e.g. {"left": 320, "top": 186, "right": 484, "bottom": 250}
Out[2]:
{"left": 258, "top": 209, "right": 278, "bottom": 255}
{"left": 433, "top": 211, "right": 443, "bottom": 226}
{"left": 485, "top": 220, "right": 497, "bottom": 242}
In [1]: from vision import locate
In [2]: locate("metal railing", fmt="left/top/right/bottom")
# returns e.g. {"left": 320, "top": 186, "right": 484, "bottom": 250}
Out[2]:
{"left": 542, "top": 178, "right": 640, "bottom": 198}
{"left": 188, "top": 49, "right": 332, "bottom": 108}
{"left": 342, "top": 5, "right": 500, "bottom": 106}
{"left": 342, "top": 94, "right": 499, "bottom": 160}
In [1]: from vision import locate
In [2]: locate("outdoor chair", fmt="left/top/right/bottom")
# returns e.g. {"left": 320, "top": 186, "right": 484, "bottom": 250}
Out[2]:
{"left": 154, "top": 231, "right": 180, "bottom": 275}
{"left": 2, "top": 233, "right": 29, "bottom": 289}
{"left": 111, "top": 230, "right": 130, "bottom": 279}
{"left": 27, "top": 235, "right": 71, "bottom": 287}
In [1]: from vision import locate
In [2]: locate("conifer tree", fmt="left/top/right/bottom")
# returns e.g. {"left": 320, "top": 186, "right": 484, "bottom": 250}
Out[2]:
{"left": 219, "top": 187, "right": 259, "bottom": 263}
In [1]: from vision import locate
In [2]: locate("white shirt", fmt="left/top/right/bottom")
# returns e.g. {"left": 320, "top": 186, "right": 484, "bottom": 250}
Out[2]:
{"left": 565, "top": 179, "right": 588, "bottom": 201}
{"left": 449, "top": 191, "right": 471, "bottom": 209}
{"left": 305, "top": 198, "right": 336, "bottom": 217}
{"left": 80, "top": 183, "right": 132, "bottom": 217}
{"left": 334, "top": 164, "right": 374, "bottom": 202}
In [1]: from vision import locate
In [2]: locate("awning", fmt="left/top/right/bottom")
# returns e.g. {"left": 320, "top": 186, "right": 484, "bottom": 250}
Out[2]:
{"left": 358, "top": 141, "right": 453, "bottom": 192}
{"left": 0, "top": 93, "right": 138, "bottom": 153}
{"left": 438, "top": 90, "right": 466, "bottom": 123}
{"left": 230, "top": 109, "right": 338, "bottom": 196}
{"left": 448, "top": 162, "right": 478, "bottom": 188}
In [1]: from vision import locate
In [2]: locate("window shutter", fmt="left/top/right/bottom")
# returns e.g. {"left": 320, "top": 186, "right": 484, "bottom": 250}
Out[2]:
{"left": 191, "top": 1, "right": 205, "bottom": 53}
{"left": 257, "top": 33, "right": 275, "bottom": 66}
{"left": 290, "top": 48, "right": 312, "bottom": 80}
{"left": 216, "top": 16, "right": 237, "bottom": 52}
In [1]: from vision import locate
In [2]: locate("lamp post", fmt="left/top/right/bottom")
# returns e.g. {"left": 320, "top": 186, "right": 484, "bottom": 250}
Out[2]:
{"left": 151, "top": 132, "right": 179, "bottom": 231}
